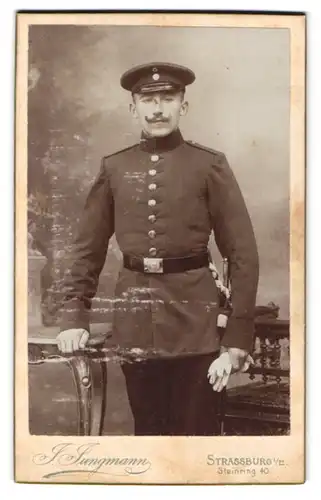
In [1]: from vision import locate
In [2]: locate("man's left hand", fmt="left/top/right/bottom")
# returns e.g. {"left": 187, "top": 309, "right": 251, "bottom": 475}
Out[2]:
{"left": 207, "top": 347, "right": 254, "bottom": 392}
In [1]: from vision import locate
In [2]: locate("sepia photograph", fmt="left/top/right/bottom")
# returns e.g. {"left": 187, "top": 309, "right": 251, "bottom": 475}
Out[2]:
{"left": 15, "top": 12, "right": 305, "bottom": 484}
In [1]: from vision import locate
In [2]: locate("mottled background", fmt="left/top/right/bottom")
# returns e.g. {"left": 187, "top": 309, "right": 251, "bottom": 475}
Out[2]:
{"left": 28, "top": 25, "right": 290, "bottom": 435}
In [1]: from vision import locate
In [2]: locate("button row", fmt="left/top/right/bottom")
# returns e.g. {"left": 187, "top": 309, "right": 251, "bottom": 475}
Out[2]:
{"left": 148, "top": 158, "right": 158, "bottom": 256}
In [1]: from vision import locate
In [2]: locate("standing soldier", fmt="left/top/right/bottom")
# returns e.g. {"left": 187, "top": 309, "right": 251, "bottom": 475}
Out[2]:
{"left": 57, "top": 62, "right": 259, "bottom": 436}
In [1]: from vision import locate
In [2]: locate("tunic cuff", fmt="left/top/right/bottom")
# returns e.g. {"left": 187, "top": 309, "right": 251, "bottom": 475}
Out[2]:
{"left": 59, "top": 298, "right": 90, "bottom": 333}
{"left": 221, "top": 316, "right": 255, "bottom": 352}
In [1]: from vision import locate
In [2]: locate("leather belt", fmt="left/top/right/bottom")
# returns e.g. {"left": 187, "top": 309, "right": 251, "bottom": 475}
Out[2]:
{"left": 123, "top": 253, "right": 209, "bottom": 274}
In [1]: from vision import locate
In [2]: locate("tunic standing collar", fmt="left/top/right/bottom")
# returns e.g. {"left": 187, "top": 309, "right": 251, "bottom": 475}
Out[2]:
{"left": 139, "top": 128, "right": 184, "bottom": 153}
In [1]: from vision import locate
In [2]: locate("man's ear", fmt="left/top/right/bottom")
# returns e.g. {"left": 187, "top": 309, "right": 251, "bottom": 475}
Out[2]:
{"left": 129, "top": 102, "right": 138, "bottom": 119}
{"left": 180, "top": 100, "right": 189, "bottom": 117}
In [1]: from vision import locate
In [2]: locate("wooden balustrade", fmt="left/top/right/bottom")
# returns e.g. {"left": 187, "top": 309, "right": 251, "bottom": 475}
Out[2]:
{"left": 221, "top": 317, "right": 290, "bottom": 436}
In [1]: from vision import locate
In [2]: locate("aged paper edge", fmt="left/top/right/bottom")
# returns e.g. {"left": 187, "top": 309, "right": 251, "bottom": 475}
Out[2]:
{"left": 14, "top": 12, "right": 306, "bottom": 485}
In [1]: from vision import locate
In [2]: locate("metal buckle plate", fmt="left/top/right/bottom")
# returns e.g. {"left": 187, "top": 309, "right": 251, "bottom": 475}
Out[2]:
{"left": 143, "top": 257, "right": 164, "bottom": 274}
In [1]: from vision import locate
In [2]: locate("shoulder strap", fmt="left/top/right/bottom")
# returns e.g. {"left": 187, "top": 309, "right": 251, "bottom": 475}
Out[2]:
{"left": 186, "top": 140, "right": 224, "bottom": 158}
{"left": 103, "top": 143, "right": 138, "bottom": 160}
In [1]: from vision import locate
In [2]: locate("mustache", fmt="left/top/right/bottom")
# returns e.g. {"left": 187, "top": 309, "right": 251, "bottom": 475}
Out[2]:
{"left": 145, "top": 116, "right": 170, "bottom": 124}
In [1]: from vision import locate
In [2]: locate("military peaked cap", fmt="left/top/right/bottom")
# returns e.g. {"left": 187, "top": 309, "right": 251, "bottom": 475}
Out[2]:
{"left": 120, "top": 62, "right": 196, "bottom": 94}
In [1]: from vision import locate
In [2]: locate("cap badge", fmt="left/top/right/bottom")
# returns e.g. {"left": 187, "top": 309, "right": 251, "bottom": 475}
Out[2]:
{"left": 152, "top": 73, "right": 160, "bottom": 81}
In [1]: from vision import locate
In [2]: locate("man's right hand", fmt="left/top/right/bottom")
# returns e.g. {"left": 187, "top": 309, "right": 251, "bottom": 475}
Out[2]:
{"left": 56, "top": 328, "right": 89, "bottom": 353}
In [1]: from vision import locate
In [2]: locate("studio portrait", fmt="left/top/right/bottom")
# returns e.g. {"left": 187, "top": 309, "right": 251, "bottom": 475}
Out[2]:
{"left": 27, "top": 23, "right": 291, "bottom": 438}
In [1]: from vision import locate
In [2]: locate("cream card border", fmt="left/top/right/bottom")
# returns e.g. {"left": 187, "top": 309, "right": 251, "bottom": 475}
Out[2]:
{"left": 15, "top": 12, "right": 305, "bottom": 484}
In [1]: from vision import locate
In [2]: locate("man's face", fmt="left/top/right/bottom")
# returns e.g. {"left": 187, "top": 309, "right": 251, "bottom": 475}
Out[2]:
{"left": 130, "top": 90, "right": 189, "bottom": 138}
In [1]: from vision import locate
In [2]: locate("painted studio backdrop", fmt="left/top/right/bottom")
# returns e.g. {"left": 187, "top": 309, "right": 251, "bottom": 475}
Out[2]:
{"left": 28, "top": 25, "right": 290, "bottom": 434}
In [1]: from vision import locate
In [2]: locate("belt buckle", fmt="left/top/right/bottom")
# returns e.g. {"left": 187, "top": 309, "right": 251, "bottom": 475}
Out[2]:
{"left": 143, "top": 257, "right": 164, "bottom": 274}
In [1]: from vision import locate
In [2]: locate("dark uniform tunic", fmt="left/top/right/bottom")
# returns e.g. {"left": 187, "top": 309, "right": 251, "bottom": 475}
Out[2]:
{"left": 61, "top": 129, "right": 259, "bottom": 355}
{"left": 60, "top": 128, "right": 259, "bottom": 435}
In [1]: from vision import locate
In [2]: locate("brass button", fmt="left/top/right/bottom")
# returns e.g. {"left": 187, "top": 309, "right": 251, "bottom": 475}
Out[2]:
{"left": 148, "top": 199, "right": 156, "bottom": 207}
{"left": 151, "top": 154, "right": 159, "bottom": 162}
{"left": 148, "top": 183, "right": 157, "bottom": 191}
{"left": 149, "top": 169, "right": 157, "bottom": 176}
{"left": 149, "top": 247, "right": 157, "bottom": 256}
{"left": 148, "top": 230, "right": 156, "bottom": 239}
{"left": 148, "top": 214, "right": 156, "bottom": 223}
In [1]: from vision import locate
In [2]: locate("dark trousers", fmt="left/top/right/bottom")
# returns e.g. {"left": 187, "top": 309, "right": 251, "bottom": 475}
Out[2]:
{"left": 121, "top": 351, "right": 223, "bottom": 436}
